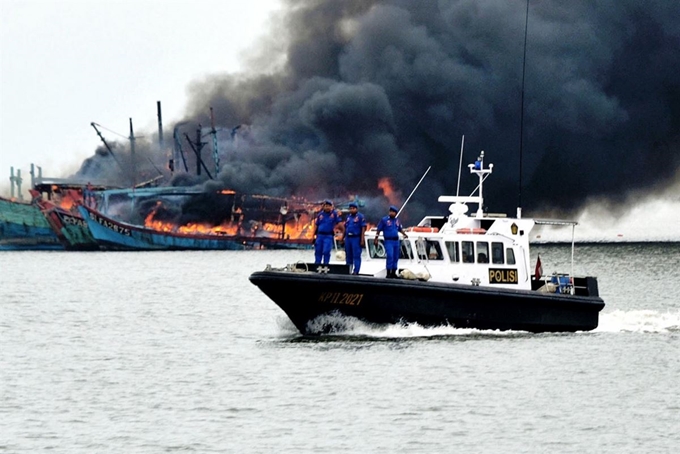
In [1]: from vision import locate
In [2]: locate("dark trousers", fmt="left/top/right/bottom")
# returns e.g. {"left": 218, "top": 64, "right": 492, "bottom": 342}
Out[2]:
{"left": 345, "top": 236, "right": 362, "bottom": 274}
{"left": 384, "top": 239, "right": 400, "bottom": 271}
{"left": 314, "top": 235, "right": 334, "bottom": 264}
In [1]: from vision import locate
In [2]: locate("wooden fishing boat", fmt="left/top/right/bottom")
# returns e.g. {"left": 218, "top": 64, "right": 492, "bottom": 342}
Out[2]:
{"left": 77, "top": 203, "right": 314, "bottom": 251}
{"left": 0, "top": 195, "right": 63, "bottom": 250}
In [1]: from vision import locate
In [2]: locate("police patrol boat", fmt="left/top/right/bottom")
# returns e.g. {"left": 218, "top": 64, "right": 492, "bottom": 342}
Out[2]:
{"left": 249, "top": 152, "right": 605, "bottom": 334}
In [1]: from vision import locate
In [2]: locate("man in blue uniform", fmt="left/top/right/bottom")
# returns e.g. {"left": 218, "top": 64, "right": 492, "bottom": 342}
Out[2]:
{"left": 343, "top": 202, "right": 367, "bottom": 274}
{"left": 313, "top": 199, "right": 343, "bottom": 265}
{"left": 374, "top": 205, "right": 408, "bottom": 278}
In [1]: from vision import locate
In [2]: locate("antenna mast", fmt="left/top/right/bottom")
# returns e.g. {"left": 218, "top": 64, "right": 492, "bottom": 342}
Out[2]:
{"left": 456, "top": 135, "right": 465, "bottom": 197}
{"left": 517, "top": 0, "right": 530, "bottom": 219}
{"left": 397, "top": 166, "right": 431, "bottom": 217}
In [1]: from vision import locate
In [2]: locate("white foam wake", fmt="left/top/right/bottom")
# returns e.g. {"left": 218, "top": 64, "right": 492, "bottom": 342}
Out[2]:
{"left": 294, "top": 309, "right": 680, "bottom": 338}
{"left": 595, "top": 309, "right": 680, "bottom": 333}
{"left": 304, "top": 314, "right": 531, "bottom": 338}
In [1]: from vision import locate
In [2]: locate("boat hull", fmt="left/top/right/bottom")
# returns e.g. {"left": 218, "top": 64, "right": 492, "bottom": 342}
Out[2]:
{"left": 78, "top": 205, "right": 313, "bottom": 251}
{"left": 249, "top": 266, "right": 605, "bottom": 334}
{"left": 42, "top": 206, "right": 100, "bottom": 251}
{"left": 0, "top": 197, "right": 63, "bottom": 250}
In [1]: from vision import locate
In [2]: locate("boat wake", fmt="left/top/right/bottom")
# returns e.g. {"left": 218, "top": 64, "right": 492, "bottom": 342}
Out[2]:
{"left": 275, "top": 309, "right": 680, "bottom": 340}
{"left": 299, "top": 314, "right": 535, "bottom": 339}
{"left": 595, "top": 309, "right": 680, "bottom": 333}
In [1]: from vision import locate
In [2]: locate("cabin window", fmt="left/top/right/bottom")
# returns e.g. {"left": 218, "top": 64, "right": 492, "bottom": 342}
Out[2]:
{"left": 426, "top": 240, "right": 443, "bottom": 260}
{"left": 491, "top": 242, "right": 505, "bottom": 264}
{"left": 415, "top": 239, "right": 427, "bottom": 260}
{"left": 476, "top": 242, "right": 489, "bottom": 263}
{"left": 369, "top": 239, "right": 386, "bottom": 259}
{"left": 399, "top": 240, "right": 413, "bottom": 259}
{"left": 506, "top": 248, "right": 516, "bottom": 265}
{"left": 369, "top": 239, "right": 413, "bottom": 259}
{"left": 416, "top": 239, "right": 443, "bottom": 260}
{"left": 462, "top": 241, "right": 474, "bottom": 263}
{"left": 445, "top": 241, "right": 460, "bottom": 263}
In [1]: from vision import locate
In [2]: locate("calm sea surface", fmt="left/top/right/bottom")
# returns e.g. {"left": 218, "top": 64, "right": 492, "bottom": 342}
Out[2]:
{"left": 1, "top": 244, "right": 679, "bottom": 453}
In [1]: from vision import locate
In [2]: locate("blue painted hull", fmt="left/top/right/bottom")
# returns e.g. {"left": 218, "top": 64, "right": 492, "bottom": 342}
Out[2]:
{"left": 78, "top": 205, "right": 313, "bottom": 251}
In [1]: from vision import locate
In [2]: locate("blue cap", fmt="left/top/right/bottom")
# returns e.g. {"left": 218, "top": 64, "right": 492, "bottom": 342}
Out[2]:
{"left": 324, "top": 199, "right": 333, "bottom": 205}
{"left": 389, "top": 205, "right": 398, "bottom": 212}
{"left": 349, "top": 202, "right": 358, "bottom": 208}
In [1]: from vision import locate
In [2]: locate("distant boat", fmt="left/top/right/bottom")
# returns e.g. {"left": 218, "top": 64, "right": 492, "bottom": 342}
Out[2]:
{"left": 39, "top": 203, "right": 99, "bottom": 251}
{"left": 0, "top": 196, "right": 63, "bottom": 250}
{"left": 76, "top": 185, "right": 337, "bottom": 251}
{"left": 31, "top": 180, "right": 116, "bottom": 251}
{"left": 77, "top": 204, "right": 314, "bottom": 251}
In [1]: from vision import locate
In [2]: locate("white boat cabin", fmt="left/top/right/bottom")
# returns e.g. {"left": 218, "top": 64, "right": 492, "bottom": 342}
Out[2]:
{"left": 359, "top": 152, "right": 566, "bottom": 291}
{"left": 363, "top": 215, "right": 534, "bottom": 290}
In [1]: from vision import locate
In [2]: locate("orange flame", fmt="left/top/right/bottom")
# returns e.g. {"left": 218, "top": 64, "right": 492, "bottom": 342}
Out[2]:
{"left": 142, "top": 200, "right": 317, "bottom": 240}
{"left": 378, "top": 177, "right": 401, "bottom": 206}
{"left": 57, "top": 189, "right": 82, "bottom": 210}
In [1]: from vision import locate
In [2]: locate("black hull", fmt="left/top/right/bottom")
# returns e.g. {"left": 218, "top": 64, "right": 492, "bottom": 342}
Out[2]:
{"left": 249, "top": 270, "right": 605, "bottom": 334}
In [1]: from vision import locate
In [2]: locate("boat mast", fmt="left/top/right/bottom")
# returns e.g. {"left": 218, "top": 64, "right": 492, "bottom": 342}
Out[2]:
{"left": 469, "top": 151, "right": 493, "bottom": 218}
{"left": 210, "top": 107, "right": 220, "bottom": 176}
{"left": 157, "top": 101, "right": 164, "bottom": 152}
{"left": 30, "top": 163, "right": 42, "bottom": 189}
{"left": 9, "top": 167, "right": 23, "bottom": 200}
{"left": 91, "top": 122, "right": 125, "bottom": 172}
{"left": 129, "top": 118, "right": 137, "bottom": 187}
{"left": 172, "top": 124, "right": 189, "bottom": 173}
{"left": 184, "top": 128, "right": 213, "bottom": 179}
{"left": 517, "top": 0, "right": 530, "bottom": 219}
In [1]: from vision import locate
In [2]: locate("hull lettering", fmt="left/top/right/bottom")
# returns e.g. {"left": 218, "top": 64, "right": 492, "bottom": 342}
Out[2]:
{"left": 318, "top": 292, "right": 364, "bottom": 306}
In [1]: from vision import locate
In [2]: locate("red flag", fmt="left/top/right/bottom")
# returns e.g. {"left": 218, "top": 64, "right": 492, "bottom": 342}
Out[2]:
{"left": 534, "top": 254, "right": 543, "bottom": 279}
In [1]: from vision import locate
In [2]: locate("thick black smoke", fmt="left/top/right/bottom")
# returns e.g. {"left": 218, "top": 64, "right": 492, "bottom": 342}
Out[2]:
{"left": 74, "top": 0, "right": 680, "bottom": 223}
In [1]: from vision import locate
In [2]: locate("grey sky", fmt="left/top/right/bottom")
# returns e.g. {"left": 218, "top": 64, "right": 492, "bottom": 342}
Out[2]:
{"left": 0, "top": 0, "right": 280, "bottom": 191}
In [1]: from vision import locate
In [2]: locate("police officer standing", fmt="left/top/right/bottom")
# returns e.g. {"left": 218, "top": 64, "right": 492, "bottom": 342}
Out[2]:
{"left": 374, "top": 205, "right": 408, "bottom": 278}
{"left": 343, "top": 202, "right": 367, "bottom": 274}
{"left": 313, "top": 199, "right": 343, "bottom": 265}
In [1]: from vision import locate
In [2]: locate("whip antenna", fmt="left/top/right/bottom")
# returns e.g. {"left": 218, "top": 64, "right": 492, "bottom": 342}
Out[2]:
{"left": 397, "top": 166, "right": 431, "bottom": 217}
{"left": 456, "top": 135, "right": 465, "bottom": 197}
{"left": 518, "top": 0, "right": 530, "bottom": 218}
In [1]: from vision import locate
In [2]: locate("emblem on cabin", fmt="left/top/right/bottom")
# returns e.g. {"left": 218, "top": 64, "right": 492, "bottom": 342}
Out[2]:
{"left": 511, "top": 223, "right": 518, "bottom": 235}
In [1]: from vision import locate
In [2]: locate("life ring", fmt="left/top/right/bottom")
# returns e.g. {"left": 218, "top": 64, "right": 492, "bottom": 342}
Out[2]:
{"left": 408, "top": 226, "right": 439, "bottom": 233}
{"left": 456, "top": 228, "right": 486, "bottom": 234}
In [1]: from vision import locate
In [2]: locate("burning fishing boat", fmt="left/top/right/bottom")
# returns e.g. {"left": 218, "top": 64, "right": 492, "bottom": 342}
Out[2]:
{"left": 78, "top": 187, "right": 321, "bottom": 250}
{"left": 31, "top": 179, "right": 118, "bottom": 251}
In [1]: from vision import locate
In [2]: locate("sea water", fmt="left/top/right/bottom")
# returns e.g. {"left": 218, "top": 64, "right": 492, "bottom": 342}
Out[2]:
{"left": 1, "top": 244, "right": 678, "bottom": 453}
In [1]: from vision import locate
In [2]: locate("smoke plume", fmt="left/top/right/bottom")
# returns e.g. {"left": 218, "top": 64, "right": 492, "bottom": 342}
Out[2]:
{"left": 72, "top": 0, "right": 680, "bottom": 223}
